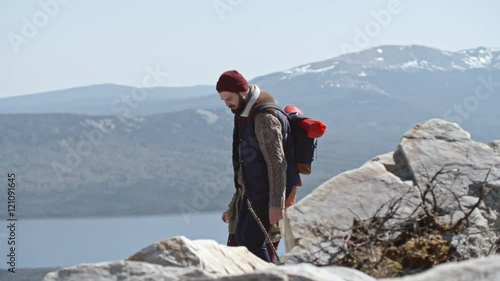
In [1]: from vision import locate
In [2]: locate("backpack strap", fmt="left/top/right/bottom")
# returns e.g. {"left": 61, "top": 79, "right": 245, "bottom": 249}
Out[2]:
{"left": 253, "top": 103, "right": 289, "bottom": 120}
{"left": 252, "top": 103, "right": 289, "bottom": 138}
{"left": 252, "top": 103, "right": 294, "bottom": 135}
{"left": 254, "top": 103, "right": 311, "bottom": 124}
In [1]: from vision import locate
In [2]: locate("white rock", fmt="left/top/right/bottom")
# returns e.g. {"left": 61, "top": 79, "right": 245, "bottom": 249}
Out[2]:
{"left": 270, "top": 263, "right": 375, "bottom": 281}
{"left": 196, "top": 263, "right": 376, "bottom": 281}
{"left": 283, "top": 159, "right": 420, "bottom": 265}
{"left": 127, "top": 236, "right": 274, "bottom": 275}
{"left": 396, "top": 119, "right": 500, "bottom": 258}
{"left": 284, "top": 119, "right": 500, "bottom": 265}
{"left": 42, "top": 260, "right": 212, "bottom": 281}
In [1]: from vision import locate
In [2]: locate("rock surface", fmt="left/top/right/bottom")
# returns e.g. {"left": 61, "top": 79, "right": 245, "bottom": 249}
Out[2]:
{"left": 43, "top": 253, "right": 500, "bottom": 281}
{"left": 42, "top": 260, "right": 212, "bottom": 281}
{"left": 127, "top": 236, "right": 274, "bottom": 275}
{"left": 283, "top": 156, "right": 419, "bottom": 265}
{"left": 195, "top": 263, "right": 377, "bottom": 281}
{"left": 396, "top": 119, "right": 500, "bottom": 259}
{"left": 284, "top": 119, "right": 500, "bottom": 264}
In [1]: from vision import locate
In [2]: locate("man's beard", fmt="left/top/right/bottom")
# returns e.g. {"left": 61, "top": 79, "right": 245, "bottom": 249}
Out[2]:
{"left": 230, "top": 94, "right": 246, "bottom": 115}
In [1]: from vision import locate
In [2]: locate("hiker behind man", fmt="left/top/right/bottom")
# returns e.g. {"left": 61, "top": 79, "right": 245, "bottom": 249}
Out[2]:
{"left": 216, "top": 70, "right": 301, "bottom": 262}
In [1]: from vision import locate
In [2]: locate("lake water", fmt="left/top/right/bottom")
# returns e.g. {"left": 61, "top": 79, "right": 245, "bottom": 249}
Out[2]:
{"left": 0, "top": 212, "right": 285, "bottom": 269}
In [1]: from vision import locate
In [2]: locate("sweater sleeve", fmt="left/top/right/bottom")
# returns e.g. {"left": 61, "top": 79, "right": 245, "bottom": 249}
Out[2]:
{"left": 254, "top": 111, "right": 286, "bottom": 208}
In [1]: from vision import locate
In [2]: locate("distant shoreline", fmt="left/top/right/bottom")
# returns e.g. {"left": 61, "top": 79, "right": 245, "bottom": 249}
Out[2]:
{"left": 0, "top": 267, "right": 59, "bottom": 281}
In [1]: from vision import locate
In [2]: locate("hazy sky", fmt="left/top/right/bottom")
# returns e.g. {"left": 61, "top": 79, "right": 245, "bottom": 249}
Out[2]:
{"left": 1, "top": 0, "right": 499, "bottom": 98}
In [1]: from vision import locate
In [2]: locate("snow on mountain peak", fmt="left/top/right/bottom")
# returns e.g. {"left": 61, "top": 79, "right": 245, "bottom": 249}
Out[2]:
{"left": 283, "top": 62, "right": 338, "bottom": 77}
{"left": 280, "top": 45, "right": 500, "bottom": 80}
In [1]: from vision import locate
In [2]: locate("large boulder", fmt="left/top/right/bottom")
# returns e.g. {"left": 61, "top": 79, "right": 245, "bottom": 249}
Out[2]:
{"left": 194, "top": 263, "right": 376, "bottom": 281}
{"left": 282, "top": 154, "right": 419, "bottom": 265}
{"left": 42, "top": 260, "right": 212, "bottom": 281}
{"left": 396, "top": 119, "right": 500, "bottom": 258}
{"left": 283, "top": 119, "right": 500, "bottom": 266}
{"left": 185, "top": 255, "right": 500, "bottom": 281}
{"left": 127, "top": 236, "right": 274, "bottom": 275}
{"left": 43, "top": 236, "right": 273, "bottom": 280}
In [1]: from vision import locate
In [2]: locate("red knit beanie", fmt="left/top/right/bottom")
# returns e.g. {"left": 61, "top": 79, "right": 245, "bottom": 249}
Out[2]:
{"left": 216, "top": 70, "right": 249, "bottom": 93}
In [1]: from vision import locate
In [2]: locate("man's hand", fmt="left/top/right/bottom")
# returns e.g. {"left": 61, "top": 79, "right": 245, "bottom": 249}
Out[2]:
{"left": 269, "top": 207, "right": 284, "bottom": 224}
{"left": 222, "top": 210, "right": 229, "bottom": 223}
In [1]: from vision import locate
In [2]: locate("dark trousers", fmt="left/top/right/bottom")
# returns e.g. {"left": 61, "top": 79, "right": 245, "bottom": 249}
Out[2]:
{"left": 227, "top": 234, "right": 280, "bottom": 263}
{"left": 234, "top": 195, "right": 272, "bottom": 262}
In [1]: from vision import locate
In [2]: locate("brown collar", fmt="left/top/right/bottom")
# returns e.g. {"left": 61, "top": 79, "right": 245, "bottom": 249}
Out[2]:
{"left": 237, "top": 88, "right": 277, "bottom": 125}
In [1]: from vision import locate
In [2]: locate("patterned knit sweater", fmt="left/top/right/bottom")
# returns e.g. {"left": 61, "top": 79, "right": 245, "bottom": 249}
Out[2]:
{"left": 237, "top": 85, "right": 286, "bottom": 208}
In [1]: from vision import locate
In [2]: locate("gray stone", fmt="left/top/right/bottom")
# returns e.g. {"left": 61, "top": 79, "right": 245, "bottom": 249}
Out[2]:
{"left": 283, "top": 159, "right": 420, "bottom": 265}
{"left": 369, "top": 151, "right": 412, "bottom": 180}
{"left": 198, "top": 271, "right": 288, "bottom": 281}
{"left": 42, "top": 260, "right": 212, "bottom": 281}
{"left": 396, "top": 119, "right": 500, "bottom": 258}
{"left": 269, "top": 264, "right": 375, "bottom": 281}
{"left": 127, "top": 236, "right": 274, "bottom": 275}
{"left": 196, "top": 263, "right": 376, "bottom": 281}
{"left": 283, "top": 119, "right": 500, "bottom": 266}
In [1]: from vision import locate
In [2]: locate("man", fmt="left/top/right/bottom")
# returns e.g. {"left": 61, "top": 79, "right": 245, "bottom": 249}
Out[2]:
{"left": 216, "top": 70, "right": 301, "bottom": 262}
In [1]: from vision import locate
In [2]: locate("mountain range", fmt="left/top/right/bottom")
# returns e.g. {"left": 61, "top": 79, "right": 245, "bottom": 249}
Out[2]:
{"left": 1, "top": 44, "right": 499, "bottom": 218}
{"left": 0, "top": 84, "right": 216, "bottom": 115}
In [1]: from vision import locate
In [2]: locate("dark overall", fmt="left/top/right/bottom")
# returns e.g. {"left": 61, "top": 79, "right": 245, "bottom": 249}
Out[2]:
{"left": 233, "top": 104, "right": 300, "bottom": 262}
